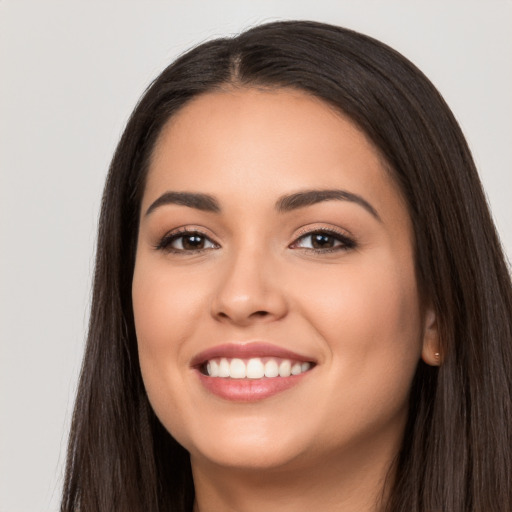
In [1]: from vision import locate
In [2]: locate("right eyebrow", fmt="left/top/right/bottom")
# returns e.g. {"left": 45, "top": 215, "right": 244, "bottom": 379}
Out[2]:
{"left": 144, "top": 191, "right": 221, "bottom": 216}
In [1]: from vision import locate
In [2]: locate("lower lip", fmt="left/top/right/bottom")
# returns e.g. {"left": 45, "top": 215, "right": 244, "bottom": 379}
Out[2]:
{"left": 196, "top": 371, "right": 310, "bottom": 402}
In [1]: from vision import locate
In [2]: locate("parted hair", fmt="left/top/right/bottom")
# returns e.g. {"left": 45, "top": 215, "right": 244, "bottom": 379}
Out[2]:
{"left": 61, "top": 20, "right": 512, "bottom": 511}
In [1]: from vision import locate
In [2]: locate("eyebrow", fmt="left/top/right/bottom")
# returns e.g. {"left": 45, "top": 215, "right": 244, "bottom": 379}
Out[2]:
{"left": 145, "top": 188, "right": 380, "bottom": 221}
{"left": 145, "top": 192, "right": 220, "bottom": 216}
{"left": 276, "top": 189, "right": 381, "bottom": 221}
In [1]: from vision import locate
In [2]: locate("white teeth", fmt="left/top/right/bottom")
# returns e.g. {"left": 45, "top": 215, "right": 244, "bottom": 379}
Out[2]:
{"left": 264, "top": 359, "right": 279, "bottom": 378}
{"left": 204, "top": 357, "right": 313, "bottom": 379}
{"left": 246, "top": 358, "right": 265, "bottom": 379}
{"left": 218, "top": 358, "right": 230, "bottom": 377}
{"left": 278, "top": 360, "right": 292, "bottom": 377}
{"left": 230, "top": 358, "right": 246, "bottom": 379}
{"left": 291, "top": 362, "right": 302, "bottom": 375}
{"left": 207, "top": 360, "right": 219, "bottom": 377}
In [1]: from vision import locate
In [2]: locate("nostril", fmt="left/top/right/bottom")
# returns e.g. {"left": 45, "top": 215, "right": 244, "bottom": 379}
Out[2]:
{"left": 251, "top": 310, "right": 270, "bottom": 318}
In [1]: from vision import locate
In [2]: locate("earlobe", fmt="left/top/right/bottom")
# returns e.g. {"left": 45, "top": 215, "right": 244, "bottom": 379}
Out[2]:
{"left": 421, "top": 307, "right": 442, "bottom": 366}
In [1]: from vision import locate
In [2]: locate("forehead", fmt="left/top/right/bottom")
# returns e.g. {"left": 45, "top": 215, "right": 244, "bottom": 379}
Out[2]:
{"left": 143, "top": 87, "right": 406, "bottom": 224}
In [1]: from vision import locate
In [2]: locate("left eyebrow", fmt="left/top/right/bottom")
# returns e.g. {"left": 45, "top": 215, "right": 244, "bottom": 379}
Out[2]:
{"left": 275, "top": 189, "right": 381, "bottom": 221}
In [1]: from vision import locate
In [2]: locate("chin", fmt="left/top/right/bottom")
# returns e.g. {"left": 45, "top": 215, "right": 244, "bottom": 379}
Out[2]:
{"left": 177, "top": 417, "right": 313, "bottom": 471}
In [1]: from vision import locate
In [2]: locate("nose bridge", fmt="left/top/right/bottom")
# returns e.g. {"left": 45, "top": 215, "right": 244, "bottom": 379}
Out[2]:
{"left": 211, "top": 237, "right": 287, "bottom": 324}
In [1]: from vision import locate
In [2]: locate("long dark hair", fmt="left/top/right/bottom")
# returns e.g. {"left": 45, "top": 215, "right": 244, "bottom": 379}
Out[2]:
{"left": 61, "top": 20, "right": 512, "bottom": 511}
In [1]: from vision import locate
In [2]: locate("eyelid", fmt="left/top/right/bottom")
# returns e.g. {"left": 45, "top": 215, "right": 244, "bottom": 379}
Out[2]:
{"left": 293, "top": 223, "right": 352, "bottom": 239}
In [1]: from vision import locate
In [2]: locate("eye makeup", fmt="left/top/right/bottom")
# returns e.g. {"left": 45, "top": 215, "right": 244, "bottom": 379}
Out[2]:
{"left": 154, "top": 224, "right": 357, "bottom": 256}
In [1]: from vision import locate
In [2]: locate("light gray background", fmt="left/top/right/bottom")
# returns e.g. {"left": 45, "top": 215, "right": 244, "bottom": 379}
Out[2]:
{"left": 1, "top": 1, "right": 511, "bottom": 511}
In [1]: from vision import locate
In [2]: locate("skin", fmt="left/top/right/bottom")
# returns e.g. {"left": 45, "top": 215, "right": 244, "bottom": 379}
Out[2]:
{"left": 132, "top": 88, "right": 439, "bottom": 512}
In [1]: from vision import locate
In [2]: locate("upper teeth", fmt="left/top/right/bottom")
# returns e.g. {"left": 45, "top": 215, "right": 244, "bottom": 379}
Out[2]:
{"left": 205, "top": 358, "right": 312, "bottom": 379}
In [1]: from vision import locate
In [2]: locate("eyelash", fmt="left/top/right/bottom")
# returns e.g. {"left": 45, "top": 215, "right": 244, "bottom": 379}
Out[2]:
{"left": 291, "top": 227, "right": 356, "bottom": 253}
{"left": 154, "top": 228, "right": 217, "bottom": 253}
{"left": 155, "top": 227, "right": 356, "bottom": 254}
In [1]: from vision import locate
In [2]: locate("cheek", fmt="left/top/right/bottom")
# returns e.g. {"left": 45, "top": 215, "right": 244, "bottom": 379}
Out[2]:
{"left": 294, "top": 251, "right": 423, "bottom": 426}
{"left": 300, "top": 251, "right": 422, "bottom": 347}
{"left": 131, "top": 257, "right": 209, "bottom": 421}
{"left": 132, "top": 256, "right": 210, "bottom": 350}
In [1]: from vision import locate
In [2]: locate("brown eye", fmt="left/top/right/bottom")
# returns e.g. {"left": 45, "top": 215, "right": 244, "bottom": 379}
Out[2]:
{"left": 156, "top": 231, "right": 218, "bottom": 252}
{"left": 179, "top": 234, "right": 207, "bottom": 250}
{"left": 310, "top": 233, "right": 337, "bottom": 249}
{"left": 292, "top": 230, "right": 355, "bottom": 252}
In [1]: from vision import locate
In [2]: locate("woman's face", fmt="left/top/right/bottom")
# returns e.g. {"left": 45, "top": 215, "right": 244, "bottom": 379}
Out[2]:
{"left": 132, "top": 88, "right": 436, "bottom": 472}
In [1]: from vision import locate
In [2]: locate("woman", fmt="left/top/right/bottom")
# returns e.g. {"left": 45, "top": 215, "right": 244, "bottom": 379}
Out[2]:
{"left": 61, "top": 20, "right": 512, "bottom": 511}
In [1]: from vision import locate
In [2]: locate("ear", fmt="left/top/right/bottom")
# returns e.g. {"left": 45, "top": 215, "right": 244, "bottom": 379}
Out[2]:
{"left": 421, "top": 306, "right": 441, "bottom": 366}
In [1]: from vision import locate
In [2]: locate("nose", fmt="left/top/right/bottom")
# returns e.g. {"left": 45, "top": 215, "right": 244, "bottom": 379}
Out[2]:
{"left": 210, "top": 247, "right": 288, "bottom": 327}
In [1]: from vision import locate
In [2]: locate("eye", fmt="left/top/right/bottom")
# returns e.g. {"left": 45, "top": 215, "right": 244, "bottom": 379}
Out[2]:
{"left": 291, "top": 229, "right": 355, "bottom": 252}
{"left": 156, "top": 230, "right": 218, "bottom": 253}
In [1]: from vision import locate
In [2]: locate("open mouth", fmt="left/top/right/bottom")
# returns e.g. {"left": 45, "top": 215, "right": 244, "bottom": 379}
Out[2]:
{"left": 200, "top": 357, "right": 314, "bottom": 379}
{"left": 192, "top": 343, "right": 317, "bottom": 400}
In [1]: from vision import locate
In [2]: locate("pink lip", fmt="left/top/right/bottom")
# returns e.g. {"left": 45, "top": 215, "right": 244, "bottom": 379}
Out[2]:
{"left": 190, "top": 342, "right": 316, "bottom": 367}
{"left": 196, "top": 371, "right": 310, "bottom": 402}
{"left": 191, "top": 342, "right": 316, "bottom": 402}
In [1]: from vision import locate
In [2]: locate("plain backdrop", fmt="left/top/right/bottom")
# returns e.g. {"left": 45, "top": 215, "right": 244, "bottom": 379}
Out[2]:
{"left": 1, "top": 1, "right": 511, "bottom": 511}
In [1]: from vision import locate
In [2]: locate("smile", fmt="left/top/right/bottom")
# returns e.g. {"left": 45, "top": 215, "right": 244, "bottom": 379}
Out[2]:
{"left": 192, "top": 343, "right": 316, "bottom": 401}
{"left": 203, "top": 357, "right": 312, "bottom": 379}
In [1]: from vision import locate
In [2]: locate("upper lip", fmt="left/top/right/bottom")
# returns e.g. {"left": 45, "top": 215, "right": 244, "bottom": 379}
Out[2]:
{"left": 190, "top": 342, "right": 317, "bottom": 368}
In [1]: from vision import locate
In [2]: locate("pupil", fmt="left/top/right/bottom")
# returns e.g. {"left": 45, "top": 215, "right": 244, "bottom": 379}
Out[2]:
{"left": 183, "top": 235, "right": 204, "bottom": 250}
{"left": 312, "top": 233, "right": 333, "bottom": 248}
